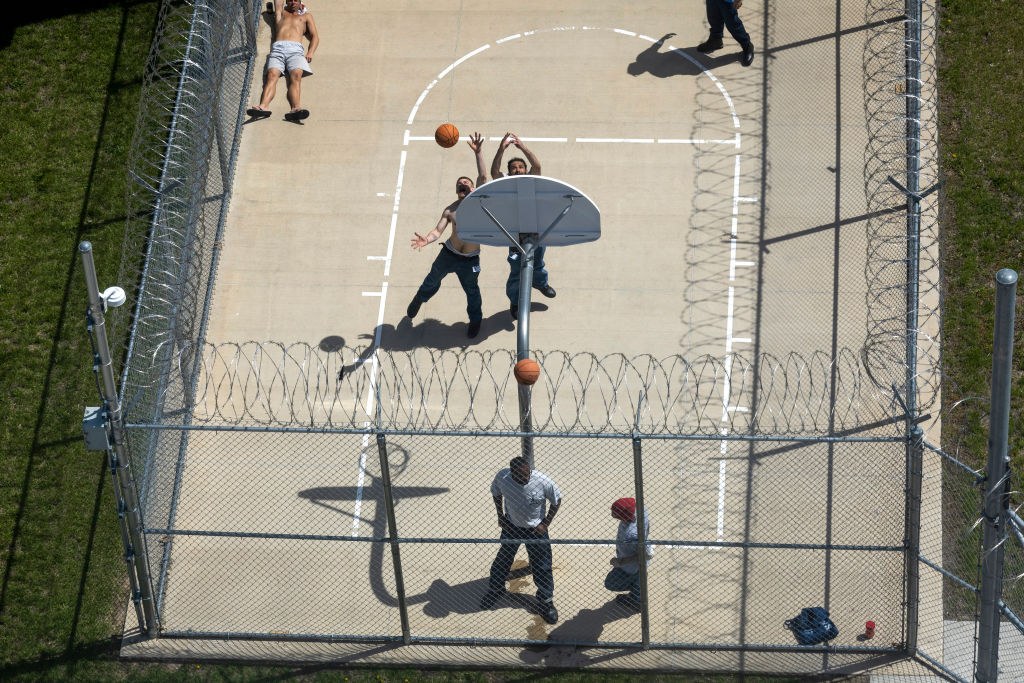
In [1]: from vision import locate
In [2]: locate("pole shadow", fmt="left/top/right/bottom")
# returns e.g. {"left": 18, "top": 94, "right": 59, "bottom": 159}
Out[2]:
{"left": 298, "top": 456, "right": 544, "bottom": 622}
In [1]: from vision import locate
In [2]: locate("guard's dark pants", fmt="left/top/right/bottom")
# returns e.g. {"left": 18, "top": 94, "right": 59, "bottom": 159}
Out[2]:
{"left": 605, "top": 567, "right": 641, "bottom": 602}
{"left": 488, "top": 518, "right": 554, "bottom": 602}
{"left": 414, "top": 245, "right": 482, "bottom": 322}
{"left": 706, "top": 0, "right": 751, "bottom": 46}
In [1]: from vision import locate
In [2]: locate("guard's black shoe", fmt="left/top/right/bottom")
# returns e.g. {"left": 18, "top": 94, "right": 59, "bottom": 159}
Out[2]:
{"left": 467, "top": 320, "right": 481, "bottom": 338}
{"left": 535, "top": 284, "right": 557, "bottom": 298}
{"left": 697, "top": 37, "right": 723, "bottom": 53}
{"left": 407, "top": 298, "right": 421, "bottom": 318}
{"left": 539, "top": 600, "right": 559, "bottom": 624}
{"left": 480, "top": 589, "right": 505, "bottom": 610}
{"left": 741, "top": 42, "right": 755, "bottom": 67}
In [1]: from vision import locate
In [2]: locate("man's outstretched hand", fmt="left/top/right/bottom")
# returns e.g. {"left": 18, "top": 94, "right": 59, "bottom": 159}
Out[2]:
{"left": 410, "top": 232, "right": 431, "bottom": 250}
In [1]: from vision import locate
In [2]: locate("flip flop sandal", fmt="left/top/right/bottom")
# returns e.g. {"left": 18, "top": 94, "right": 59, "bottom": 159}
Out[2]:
{"left": 284, "top": 109, "right": 310, "bottom": 122}
{"left": 246, "top": 107, "right": 272, "bottom": 119}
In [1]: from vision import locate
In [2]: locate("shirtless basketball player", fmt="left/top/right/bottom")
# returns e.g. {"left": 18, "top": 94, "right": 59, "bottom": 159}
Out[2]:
{"left": 407, "top": 132, "right": 489, "bottom": 339}
{"left": 246, "top": 0, "right": 320, "bottom": 122}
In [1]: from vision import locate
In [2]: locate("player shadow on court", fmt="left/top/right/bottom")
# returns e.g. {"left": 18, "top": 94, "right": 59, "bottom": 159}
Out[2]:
{"left": 517, "top": 599, "right": 639, "bottom": 667}
{"left": 330, "top": 303, "right": 550, "bottom": 377}
{"left": 627, "top": 33, "right": 740, "bottom": 78}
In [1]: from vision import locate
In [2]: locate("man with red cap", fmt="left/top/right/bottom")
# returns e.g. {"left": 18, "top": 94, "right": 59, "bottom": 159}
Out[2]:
{"left": 606, "top": 497, "right": 651, "bottom": 610}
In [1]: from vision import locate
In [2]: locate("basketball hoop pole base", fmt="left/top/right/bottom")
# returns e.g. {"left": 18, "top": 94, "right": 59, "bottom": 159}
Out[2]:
{"left": 517, "top": 235, "right": 536, "bottom": 469}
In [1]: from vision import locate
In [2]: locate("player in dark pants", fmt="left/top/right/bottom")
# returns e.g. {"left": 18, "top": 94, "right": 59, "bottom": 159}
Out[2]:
{"left": 407, "top": 133, "right": 488, "bottom": 338}
{"left": 698, "top": 0, "right": 755, "bottom": 67}
{"left": 410, "top": 245, "right": 482, "bottom": 329}
{"left": 490, "top": 133, "right": 557, "bottom": 320}
{"left": 480, "top": 456, "right": 562, "bottom": 624}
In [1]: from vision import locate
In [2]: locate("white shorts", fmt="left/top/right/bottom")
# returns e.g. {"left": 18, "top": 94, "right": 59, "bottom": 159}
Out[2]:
{"left": 266, "top": 40, "right": 312, "bottom": 77}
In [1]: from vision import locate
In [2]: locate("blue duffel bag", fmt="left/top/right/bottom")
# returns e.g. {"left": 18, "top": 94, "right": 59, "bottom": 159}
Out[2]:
{"left": 785, "top": 606, "right": 839, "bottom": 645}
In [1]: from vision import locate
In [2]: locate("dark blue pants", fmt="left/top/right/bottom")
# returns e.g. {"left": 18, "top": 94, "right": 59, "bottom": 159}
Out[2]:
{"left": 488, "top": 519, "right": 554, "bottom": 602}
{"left": 506, "top": 246, "right": 549, "bottom": 305}
{"left": 706, "top": 0, "right": 750, "bottom": 46}
{"left": 605, "top": 567, "right": 641, "bottom": 601}
{"left": 414, "top": 246, "right": 482, "bottom": 323}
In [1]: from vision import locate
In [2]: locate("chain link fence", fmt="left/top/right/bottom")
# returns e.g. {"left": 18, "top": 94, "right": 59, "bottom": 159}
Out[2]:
{"left": 91, "top": 0, "right": 1024, "bottom": 678}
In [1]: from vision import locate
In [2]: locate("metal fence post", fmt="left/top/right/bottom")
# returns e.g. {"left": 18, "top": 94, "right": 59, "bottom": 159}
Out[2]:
{"left": 517, "top": 236, "right": 537, "bottom": 469}
{"left": 79, "top": 242, "right": 159, "bottom": 636}
{"left": 904, "top": 425, "right": 923, "bottom": 653}
{"left": 904, "top": 0, "right": 922, "bottom": 424}
{"left": 976, "top": 268, "right": 1017, "bottom": 682}
{"left": 632, "top": 395, "right": 650, "bottom": 649}
{"left": 375, "top": 431, "right": 411, "bottom": 644}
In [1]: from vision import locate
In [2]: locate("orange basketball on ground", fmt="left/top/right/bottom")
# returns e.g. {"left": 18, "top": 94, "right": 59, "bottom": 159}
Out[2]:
{"left": 435, "top": 123, "right": 459, "bottom": 148}
{"left": 514, "top": 358, "right": 541, "bottom": 386}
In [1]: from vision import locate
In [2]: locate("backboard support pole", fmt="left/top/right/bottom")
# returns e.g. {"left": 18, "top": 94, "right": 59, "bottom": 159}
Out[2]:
{"left": 517, "top": 236, "right": 537, "bottom": 469}
{"left": 459, "top": 175, "right": 601, "bottom": 472}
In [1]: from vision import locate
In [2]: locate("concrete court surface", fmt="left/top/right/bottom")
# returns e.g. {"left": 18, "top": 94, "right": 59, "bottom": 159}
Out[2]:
{"left": 124, "top": 1, "right": 954, "bottom": 678}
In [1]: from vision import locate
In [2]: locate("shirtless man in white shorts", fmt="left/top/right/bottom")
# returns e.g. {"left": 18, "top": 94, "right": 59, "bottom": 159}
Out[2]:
{"left": 247, "top": 0, "right": 319, "bottom": 122}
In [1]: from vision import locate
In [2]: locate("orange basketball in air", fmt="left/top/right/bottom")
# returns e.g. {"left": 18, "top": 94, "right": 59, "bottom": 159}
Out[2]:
{"left": 435, "top": 123, "right": 459, "bottom": 148}
{"left": 514, "top": 358, "right": 541, "bottom": 386}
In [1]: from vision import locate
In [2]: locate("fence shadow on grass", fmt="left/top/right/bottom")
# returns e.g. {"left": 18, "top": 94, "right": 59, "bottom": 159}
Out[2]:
{"left": 0, "top": 0, "right": 158, "bottom": 666}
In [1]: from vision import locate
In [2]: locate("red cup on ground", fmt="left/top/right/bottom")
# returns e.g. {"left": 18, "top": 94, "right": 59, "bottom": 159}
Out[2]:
{"left": 865, "top": 620, "right": 875, "bottom": 638}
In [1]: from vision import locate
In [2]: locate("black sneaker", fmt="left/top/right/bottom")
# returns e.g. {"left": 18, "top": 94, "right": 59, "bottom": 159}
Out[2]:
{"left": 407, "top": 298, "right": 421, "bottom": 318}
{"left": 539, "top": 600, "right": 559, "bottom": 625}
{"left": 741, "top": 42, "right": 755, "bottom": 67}
{"left": 697, "top": 37, "right": 723, "bottom": 53}
{"left": 534, "top": 284, "right": 556, "bottom": 298}
{"left": 480, "top": 589, "right": 505, "bottom": 610}
{"left": 467, "top": 320, "right": 481, "bottom": 338}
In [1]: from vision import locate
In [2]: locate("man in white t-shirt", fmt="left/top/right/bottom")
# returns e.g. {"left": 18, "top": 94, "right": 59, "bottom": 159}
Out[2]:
{"left": 480, "top": 456, "right": 562, "bottom": 624}
{"left": 605, "top": 497, "right": 652, "bottom": 610}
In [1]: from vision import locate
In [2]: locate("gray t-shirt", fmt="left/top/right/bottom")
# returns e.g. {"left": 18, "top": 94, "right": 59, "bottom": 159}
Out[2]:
{"left": 490, "top": 468, "right": 561, "bottom": 528}
{"left": 616, "top": 511, "right": 652, "bottom": 575}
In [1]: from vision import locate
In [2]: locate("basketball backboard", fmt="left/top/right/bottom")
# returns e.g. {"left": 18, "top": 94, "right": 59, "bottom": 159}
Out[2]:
{"left": 457, "top": 175, "right": 600, "bottom": 247}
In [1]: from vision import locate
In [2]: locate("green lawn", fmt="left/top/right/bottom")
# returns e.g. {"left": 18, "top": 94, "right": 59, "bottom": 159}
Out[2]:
{"left": 938, "top": 0, "right": 1024, "bottom": 461}
{"left": 936, "top": 0, "right": 1024, "bottom": 613}
{"left": 0, "top": 0, "right": 1020, "bottom": 680}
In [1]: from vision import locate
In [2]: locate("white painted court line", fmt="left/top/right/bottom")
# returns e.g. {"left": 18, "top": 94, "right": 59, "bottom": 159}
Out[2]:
{"left": 406, "top": 136, "right": 737, "bottom": 145}
{"left": 436, "top": 43, "right": 491, "bottom": 81}
{"left": 351, "top": 284, "right": 389, "bottom": 535}
{"left": 488, "top": 136, "right": 568, "bottom": 142}
{"left": 577, "top": 138, "right": 655, "bottom": 144}
{"left": 351, "top": 436, "right": 369, "bottom": 536}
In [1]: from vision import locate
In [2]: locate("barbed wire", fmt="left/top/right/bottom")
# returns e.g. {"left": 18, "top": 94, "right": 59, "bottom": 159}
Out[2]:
{"left": 861, "top": 0, "right": 941, "bottom": 408}
{"left": 125, "top": 342, "right": 905, "bottom": 435}
{"left": 111, "top": 0, "right": 261, "bottom": 398}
